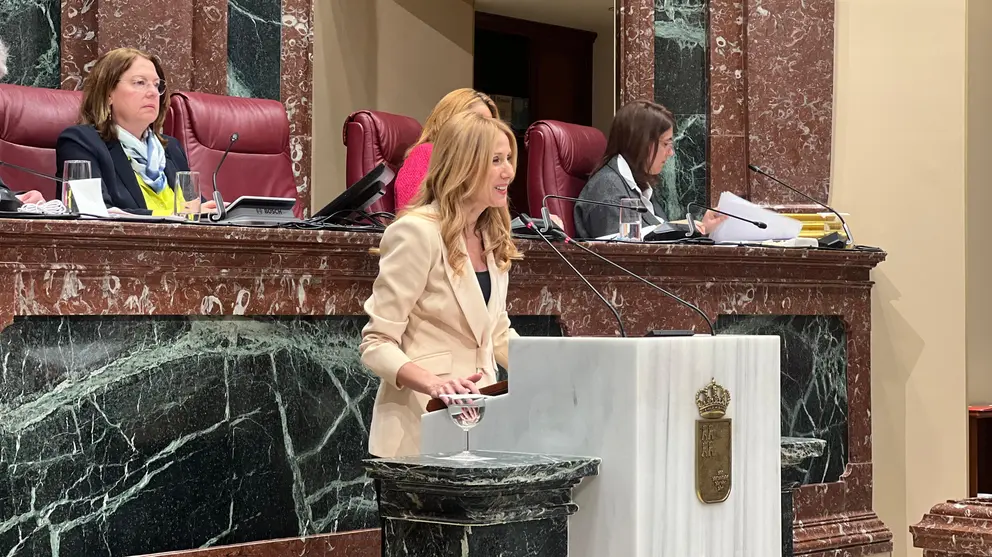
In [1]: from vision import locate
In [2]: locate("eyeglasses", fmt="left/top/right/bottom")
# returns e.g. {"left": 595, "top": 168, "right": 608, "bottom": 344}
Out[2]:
{"left": 123, "top": 77, "right": 166, "bottom": 96}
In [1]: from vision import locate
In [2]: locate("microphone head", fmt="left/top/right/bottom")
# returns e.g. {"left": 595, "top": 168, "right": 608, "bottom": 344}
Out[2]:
{"left": 756, "top": 221, "right": 768, "bottom": 229}
{"left": 747, "top": 163, "right": 761, "bottom": 172}
{"left": 230, "top": 133, "right": 239, "bottom": 143}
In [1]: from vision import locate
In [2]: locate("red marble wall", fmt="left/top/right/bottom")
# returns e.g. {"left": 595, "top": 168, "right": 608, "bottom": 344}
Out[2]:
{"left": 709, "top": 0, "right": 749, "bottom": 202}
{"left": 57, "top": 0, "right": 314, "bottom": 214}
{"left": 618, "top": 0, "right": 835, "bottom": 209}
{"left": 617, "top": 0, "right": 654, "bottom": 106}
{"left": 743, "top": 0, "right": 835, "bottom": 207}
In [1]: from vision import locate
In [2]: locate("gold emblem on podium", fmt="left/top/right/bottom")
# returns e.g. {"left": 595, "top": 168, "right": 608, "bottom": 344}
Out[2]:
{"left": 695, "top": 379, "right": 732, "bottom": 504}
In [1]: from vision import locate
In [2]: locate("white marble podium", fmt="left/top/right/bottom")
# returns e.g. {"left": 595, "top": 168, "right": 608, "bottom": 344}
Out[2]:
{"left": 422, "top": 336, "right": 781, "bottom": 557}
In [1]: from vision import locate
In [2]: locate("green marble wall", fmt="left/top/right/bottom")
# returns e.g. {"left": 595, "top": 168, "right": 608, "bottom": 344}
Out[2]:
{"left": 653, "top": 0, "right": 708, "bottom": 220}
{"left": 0, "top": 0, "right": 60, "bottom": 87}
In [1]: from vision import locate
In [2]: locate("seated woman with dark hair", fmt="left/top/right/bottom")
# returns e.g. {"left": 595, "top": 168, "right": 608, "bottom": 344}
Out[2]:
{"left": 55, "top": 47, "right": 211, "bottom": 215}
{"left": 574, "top": 100, "right": 725, "bottom": 239}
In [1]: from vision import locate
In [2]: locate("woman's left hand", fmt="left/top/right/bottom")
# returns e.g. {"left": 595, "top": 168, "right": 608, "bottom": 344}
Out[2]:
{"left": 15, "top": 190, "right": 45, "bottom": 204}
{"left": 549, "top": 214, "right": 564, "bottom": 229}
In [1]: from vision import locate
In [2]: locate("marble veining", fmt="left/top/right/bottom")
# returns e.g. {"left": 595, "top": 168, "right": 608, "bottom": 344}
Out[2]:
{"left": 0, "top": 315, "right": 378, "bottom": 557}
{"left": 745, "top": 0, "right": 835, "bottom": 206}
{"left": 279, "top": 0, "right": 314, "bottom": 214}
{"left": 368, "top": 452, "right": 598, "bottom": 557}
{"left": 0, "top": 0, "right": 60, "bottom": 88}
{"left": 912, "top": 498, "right": 992, "bottom": 554}
{"left": 653, "top": 0, "right": 708, "bottom": 220}
{"left": 657, "top": 112, "right": 707, "bottom": 220}
{"left": 716, "top": 315, "right": 847, "bottom": 486}
{"left": 781, "top": 436, "right": 826, "bottom": 469}
{"left": 0, "top": 218, "right": 890, "bottom": 556}
{"left": 618, "top": 0, "right": 656, "bottom": 105}
{"left": 228, "top": 0, "right": 281, "bottom": 99}
{"left": 368, "top": 451, "right": 600, "bottom": 487}
{"left": 422, "top": 336, "right": 782, "bottom": 557}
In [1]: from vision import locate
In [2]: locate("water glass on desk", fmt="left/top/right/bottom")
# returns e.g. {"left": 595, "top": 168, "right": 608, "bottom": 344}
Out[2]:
{"left": 61, "top": 160, "right": 91, "bottom": 212}
{"left": 173, "top": 171, "right": 201, "bottom": 222}
{"left": 619, "top": 197, "right": 643, "bottom": 241}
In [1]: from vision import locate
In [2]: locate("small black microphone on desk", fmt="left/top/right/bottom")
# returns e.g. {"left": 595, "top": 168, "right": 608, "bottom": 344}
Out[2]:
{"left": 210, "top": 132, "right": 238, "bottom": 222}
{"left": 538, "top": 217, "right": 714, "bottom": 336}
{"left": 747, "top": 163, "right": 853, "bottom": 248}
{"left": 685, "top": 201, "right": 767, "bottom": 236}
{"left": 518, "top": 213, "right": 627, "bottom": 338}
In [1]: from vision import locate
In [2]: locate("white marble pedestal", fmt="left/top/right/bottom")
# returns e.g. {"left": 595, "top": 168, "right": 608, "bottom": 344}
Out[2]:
{"left": 422, "top": 335, "right": 781, "bottom": 557}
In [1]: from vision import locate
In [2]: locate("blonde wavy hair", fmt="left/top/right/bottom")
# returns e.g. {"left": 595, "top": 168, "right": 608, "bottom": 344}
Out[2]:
{"left": 408, "top": 88, "right": 499, "bottom": 157}
{"left": 408, "top": 112, "right": 521, "bottom": 275}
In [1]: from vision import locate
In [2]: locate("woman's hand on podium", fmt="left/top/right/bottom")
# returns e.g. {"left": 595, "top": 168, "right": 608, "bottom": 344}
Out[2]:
{"left": 396, "top": 362, "right": 483, "bottom": 400}
{"left": 428, "top": 374, "right": 483, "bottom": 400}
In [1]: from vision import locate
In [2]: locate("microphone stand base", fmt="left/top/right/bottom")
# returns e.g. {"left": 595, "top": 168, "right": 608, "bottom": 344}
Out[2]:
{"left": 644, "top": 329, "right": 697, "bottom": 337}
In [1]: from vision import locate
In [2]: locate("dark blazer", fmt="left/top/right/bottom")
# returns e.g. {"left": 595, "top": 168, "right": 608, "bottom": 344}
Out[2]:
{"left": 573, "top": 155, "right": 665, "bottom": 239}
{"left": 56, "top": 125, "right": 190, "bottom": 215}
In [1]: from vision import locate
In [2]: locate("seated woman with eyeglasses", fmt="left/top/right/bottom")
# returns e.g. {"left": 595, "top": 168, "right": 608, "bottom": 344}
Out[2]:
{"left": 56, "top": 47, "right": 210, "bottom": 216}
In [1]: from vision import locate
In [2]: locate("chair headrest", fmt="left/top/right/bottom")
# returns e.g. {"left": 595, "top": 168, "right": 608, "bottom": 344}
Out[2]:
{"left": 342, "top": 110, "right": 423, "bottom": 166}
{"left": 525, "top": 120, "right": 605, "bottom": 177}
{"left": 171, "top": 91, "right": 288, "bottom": 153}
{"left": 0, "top": 84, "right": 83, "bottom": 147}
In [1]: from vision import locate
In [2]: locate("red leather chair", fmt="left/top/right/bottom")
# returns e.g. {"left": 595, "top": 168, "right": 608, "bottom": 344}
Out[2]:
{"left": 165, "top": 91, "right": 300, "bottom": 216}
{"left": 0, "top": 84, "right": 82, "bottom": 200}
{"left": 524, "top": 120, "right": 607, "bottom": 237}
{"left": 342, "top": 110, "right": 422, "bottom": 214}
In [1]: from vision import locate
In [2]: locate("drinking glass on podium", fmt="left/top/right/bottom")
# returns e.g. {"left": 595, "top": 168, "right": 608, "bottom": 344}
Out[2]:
{"left": 437, "top": 393, "right": 491, "bottom": 462}
{"left": 61, "top": 160, "right": 91, "bottom": 213}
{"left": 173, "top": 171, "right": 201, "bottom": 221}
{"left": 619, "top": 197, "right": 643, "bottom": 241}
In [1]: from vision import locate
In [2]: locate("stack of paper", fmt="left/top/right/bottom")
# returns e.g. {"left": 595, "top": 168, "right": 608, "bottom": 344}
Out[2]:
{"left": 708, "top": 192, "right": 803, "bottom": 243}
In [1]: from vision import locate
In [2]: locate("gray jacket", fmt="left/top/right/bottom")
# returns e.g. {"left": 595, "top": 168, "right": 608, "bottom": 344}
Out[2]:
{"left": 573, "top": 156, "right": 664, "bottom": 239}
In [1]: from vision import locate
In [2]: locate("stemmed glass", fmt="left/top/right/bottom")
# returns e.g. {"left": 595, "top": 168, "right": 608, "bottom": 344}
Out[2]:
{"left": 438, "top": 393, "right": 490, "bottom": 462}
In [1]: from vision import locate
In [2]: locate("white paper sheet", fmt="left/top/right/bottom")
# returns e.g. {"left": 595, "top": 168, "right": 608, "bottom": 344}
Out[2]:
{"left": 595, "top": 223, "right": 659, "bottom": 241}
{"left": 67, "top": 178, "right": 109, "bottom": 218}
{"left": 708, "top": 191, "right": 803, "bottom": 243}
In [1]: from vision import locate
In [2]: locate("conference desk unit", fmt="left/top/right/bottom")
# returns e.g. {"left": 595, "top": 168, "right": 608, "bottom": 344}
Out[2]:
{"left": 0, "top": 219, "right": 889, "bottom": 557}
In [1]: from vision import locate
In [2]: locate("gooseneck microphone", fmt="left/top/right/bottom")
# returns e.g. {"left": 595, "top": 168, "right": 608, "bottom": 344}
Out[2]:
{"left": 748, "top": 164, "right": 853, "bottom": 246}
{"left": 518, "top": 213, "right": 627, "bottom": 338}
{"left": 541, "top": 194, "right": 647, "bottom": 234}
{"left": 541, "top": 220, "right": 715, "bottom": 336}
{"left": 685, "top": 201, "right": 767, "bottom": 234}
{"left": 210, "top": 133, "right": 238, "bottom": 222}
{"left": 1, "top": 160, "right": 69, "bottom": 185}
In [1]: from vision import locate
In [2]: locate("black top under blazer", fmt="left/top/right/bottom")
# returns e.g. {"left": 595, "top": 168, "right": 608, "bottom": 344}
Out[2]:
{"left": 55, "top": 124, "right": 190, "bottom": 215}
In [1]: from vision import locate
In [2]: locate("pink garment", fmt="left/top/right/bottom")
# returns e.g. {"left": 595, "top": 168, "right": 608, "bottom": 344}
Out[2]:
{"left": 393, "top": 143, "right": 432, "bottom": 212}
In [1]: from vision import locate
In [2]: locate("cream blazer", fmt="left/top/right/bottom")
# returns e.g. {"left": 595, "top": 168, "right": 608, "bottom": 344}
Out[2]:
{"left": 360, "top": 207, "right": 515, "bottom": 458}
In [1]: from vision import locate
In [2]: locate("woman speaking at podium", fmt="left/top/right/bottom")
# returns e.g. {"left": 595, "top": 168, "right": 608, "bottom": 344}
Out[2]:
{"left": 360, "top": 111, "right": 521, "bottom": 458}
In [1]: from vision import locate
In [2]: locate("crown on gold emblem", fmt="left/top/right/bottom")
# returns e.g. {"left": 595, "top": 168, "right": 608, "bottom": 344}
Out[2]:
{"left": 695, "top": 379, "right": 731, "bottom": 419}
